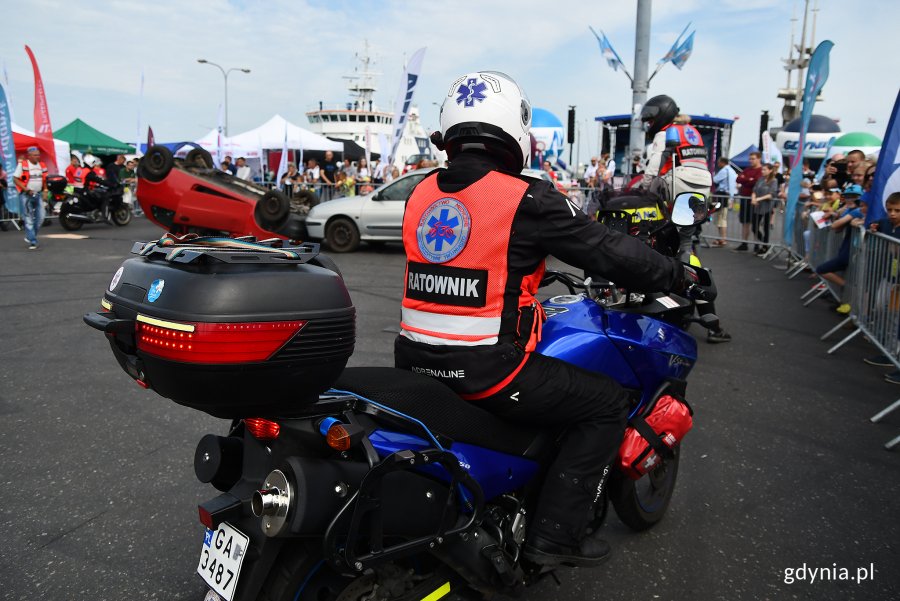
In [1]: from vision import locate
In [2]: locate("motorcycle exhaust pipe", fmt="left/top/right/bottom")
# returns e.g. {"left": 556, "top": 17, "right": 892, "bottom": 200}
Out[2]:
{"left": 64, "top": 213, "right": 93, "bottom": 221}
{"left": 251, "top": 469, "right": 292, "bottom": 535}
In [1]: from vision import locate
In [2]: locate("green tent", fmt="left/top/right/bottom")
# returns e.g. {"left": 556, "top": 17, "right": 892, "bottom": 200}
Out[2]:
{"left": 54, "top": 118, "right": 135, "bottom": 155}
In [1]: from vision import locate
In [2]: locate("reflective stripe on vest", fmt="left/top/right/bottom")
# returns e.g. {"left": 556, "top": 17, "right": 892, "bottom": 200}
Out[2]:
{"left": 17, "top": 160, "right": 48, "bottom": 191}
{"left": 400, "top": 170, "right": 543, "bottom": 347}
{"left": 659, "top": 124, "right": 707, "bottom": 175}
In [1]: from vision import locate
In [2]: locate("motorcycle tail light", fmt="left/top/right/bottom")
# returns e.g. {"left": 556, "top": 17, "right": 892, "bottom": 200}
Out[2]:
{"left": 135, "top": 318, "right": 305, "bottom": 364}
{"left": 244, "top": 418, "right": 281, "bottom": 441}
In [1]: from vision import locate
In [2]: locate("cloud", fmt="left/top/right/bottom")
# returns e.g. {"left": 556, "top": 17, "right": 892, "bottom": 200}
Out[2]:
{"left": 0, "top": 0, "right": 896, "bottom": 157}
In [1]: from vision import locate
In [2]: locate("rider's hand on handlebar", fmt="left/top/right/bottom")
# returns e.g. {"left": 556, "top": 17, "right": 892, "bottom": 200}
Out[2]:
{"left": 678, "top": 265, "right": 717, "bottom": 302}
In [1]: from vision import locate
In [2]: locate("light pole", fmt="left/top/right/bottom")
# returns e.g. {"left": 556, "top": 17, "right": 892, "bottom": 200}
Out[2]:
{"left": 197, "top": 59, "right": 250, "bottom": 136}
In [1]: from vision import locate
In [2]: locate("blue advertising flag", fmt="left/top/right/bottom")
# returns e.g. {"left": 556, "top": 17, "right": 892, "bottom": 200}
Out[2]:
{"left": 865, "top": 89, "right": 900, "bottom": 226}
{"left": 0, "top": 81, "right": 19, "bottom": 215}
{"left": 783, "top": 40, "right": 834, "bottom": 245}
{"left": 589, "top": 27, "right": 626, "bottom": 72}
{"left": 670, "top": 32, "right": 695, "bottom": 70}
{"left": 658, "top": 22, "right": 692, "bottom": 65}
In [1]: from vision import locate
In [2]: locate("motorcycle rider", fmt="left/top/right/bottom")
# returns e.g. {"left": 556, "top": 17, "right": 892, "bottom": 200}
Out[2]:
{"left": 82, "top": 154, "right": 115, "bottom": 222}
{"left": 395, "top": 71, "right": 710, "bottom": 567}
{"left": 639, "top": 96, "right": 732, "bottom": 344}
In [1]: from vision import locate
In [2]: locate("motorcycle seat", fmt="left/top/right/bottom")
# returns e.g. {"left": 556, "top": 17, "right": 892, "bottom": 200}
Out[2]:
{"left": 333, "top": 367, "right": 549, "bottom": 459}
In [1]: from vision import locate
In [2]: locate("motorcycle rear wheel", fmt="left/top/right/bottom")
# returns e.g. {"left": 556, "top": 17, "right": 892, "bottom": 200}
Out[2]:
{"left": 257, "top": 541, "right": 446, "bottom": 601}
{"left": 111, "top": 205, "right": 132, "bottom": 226}
{"left": 59, "top": 207, "right": 83, "bottom": 231}
{"left": 609, "top": 446, "right": 680, "bottom": 532}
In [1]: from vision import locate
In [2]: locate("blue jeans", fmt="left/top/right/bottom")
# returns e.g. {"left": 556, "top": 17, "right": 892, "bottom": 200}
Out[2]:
{"left": 22, "top": 192, "right": 44, "bottom": 245}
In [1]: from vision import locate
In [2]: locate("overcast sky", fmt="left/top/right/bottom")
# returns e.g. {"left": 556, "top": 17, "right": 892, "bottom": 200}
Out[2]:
{"left": 3, "top": 0, "right": 898, "bottom": 163}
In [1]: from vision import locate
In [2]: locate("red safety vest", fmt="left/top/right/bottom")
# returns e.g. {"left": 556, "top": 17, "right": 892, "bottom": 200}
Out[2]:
{"left": 658, "top": 123, "right": 708, "bottom": 176}
{"left": 15, "top": 159, "right": 48, "bottom": 192}
{"left": 400, "top": 171, "right": 545, "bottom": 354}
{"left": 73, "top": 166, "right": 91, "bottom": 188}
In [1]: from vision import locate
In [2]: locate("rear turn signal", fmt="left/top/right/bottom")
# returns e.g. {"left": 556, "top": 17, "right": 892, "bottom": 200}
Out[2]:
{"left": 326, "top": 423, "right": 353, "bottom": 451}
{"left": 318, "top": 418, "right": 364, "bottom": 451}
{"left": 136, "top": 319, "right": 305, "bottom": 364}
{"left": 244, "top": 418, "right": 281, "bottom": 441}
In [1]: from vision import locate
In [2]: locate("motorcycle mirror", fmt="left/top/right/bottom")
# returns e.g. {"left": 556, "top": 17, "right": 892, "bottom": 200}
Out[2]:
{"left": 671, "top": 192, "right": 708, "bottom": 226}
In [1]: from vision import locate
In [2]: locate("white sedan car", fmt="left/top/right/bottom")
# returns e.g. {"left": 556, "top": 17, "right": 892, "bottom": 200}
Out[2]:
{"left": 305, "top": 168, "right": 565, "bottom": 252}
{"left": 305, "top": 168, "right": 436, "bottom": 252}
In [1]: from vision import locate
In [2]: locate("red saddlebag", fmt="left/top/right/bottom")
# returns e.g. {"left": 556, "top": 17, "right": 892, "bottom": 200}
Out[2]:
{"left": 618, "top": 394, "right": 693, "bottom": 480}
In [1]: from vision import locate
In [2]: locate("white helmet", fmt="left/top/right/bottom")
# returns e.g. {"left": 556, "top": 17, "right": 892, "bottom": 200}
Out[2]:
{"left": 435, "top": 71, "right": 531, "bottom": 170}
{"left": 83, "top": 153, "right": 100, "bottom": 168}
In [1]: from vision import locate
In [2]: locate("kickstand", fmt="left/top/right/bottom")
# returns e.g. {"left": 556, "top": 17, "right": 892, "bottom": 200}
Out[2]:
{"left": 550, "top": 571, "right": 562, "bottom": 586}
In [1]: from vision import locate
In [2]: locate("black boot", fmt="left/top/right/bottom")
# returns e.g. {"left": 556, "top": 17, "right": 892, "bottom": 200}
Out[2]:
{"left": 524, "top": 532, "right": 611, "bottom": 568}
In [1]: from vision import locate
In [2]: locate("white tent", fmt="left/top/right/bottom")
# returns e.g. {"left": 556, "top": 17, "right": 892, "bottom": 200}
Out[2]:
{"left": 228, "top": 115, "right": 343, "bottom": 153}
{"left": 12, "top": 123, "right": 71, "bottom": 173}
{"left": 173, "top": 128, "right": 262, "bottom": 160}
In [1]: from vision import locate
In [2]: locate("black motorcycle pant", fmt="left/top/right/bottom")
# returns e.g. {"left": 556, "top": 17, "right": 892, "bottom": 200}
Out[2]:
{"left": 475, "top": 352, "right": 628, "bottom": 547}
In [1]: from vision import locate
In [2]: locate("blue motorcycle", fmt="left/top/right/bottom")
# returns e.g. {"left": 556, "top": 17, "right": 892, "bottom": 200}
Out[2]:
{"left": 87, "top": 195, "right": 713, "bottom": 601}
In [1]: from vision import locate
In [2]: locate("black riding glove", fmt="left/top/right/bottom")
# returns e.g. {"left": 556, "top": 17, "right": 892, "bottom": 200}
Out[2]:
{"left": 678, "top": 265, "right": 717, "bottom": 302}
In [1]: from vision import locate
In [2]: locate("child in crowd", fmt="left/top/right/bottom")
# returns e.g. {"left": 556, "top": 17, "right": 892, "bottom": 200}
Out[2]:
{"left": 864, "top": 192, "right": 900, "bottom": 383}
{"left": 813, "top": 188, "right": 866, "bottom": 294}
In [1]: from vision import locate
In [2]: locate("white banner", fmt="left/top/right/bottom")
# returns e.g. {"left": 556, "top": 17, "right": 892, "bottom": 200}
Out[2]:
{"left": 216, "top": 103, "right": 224, "bottom": 167}
{"left": 135, "top": 69, "right": 144, "bottom": 157}
{"left": 274, "top": 125, "right": 288, "bottom": 188}
{"left": 388, "top": 47, "right": 426, "bottom": 166}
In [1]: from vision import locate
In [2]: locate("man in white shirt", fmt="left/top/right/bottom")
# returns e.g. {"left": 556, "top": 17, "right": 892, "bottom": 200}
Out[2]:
{"left": 13, "top": 146, "right": 47, "bottom": 249}
{"left": 582, "top": 156, "right": 598, "bottom": 186}
{"left": 600, "top": 152, "right": 616, "bottom": 180}
{"left": 234, "top": 157, "right": 251, "bottom": 181}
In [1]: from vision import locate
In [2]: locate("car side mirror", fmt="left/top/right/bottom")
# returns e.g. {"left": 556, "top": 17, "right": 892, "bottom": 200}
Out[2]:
{"left": 372, "top": 191, "right": 383, "bottom": 201}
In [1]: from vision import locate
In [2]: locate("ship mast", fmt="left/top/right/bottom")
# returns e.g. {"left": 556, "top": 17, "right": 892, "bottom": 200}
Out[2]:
{"left": 341, "top": 40, "right": 381, "bottom": 112}
{"left": 778, "top": 0, "right": 817, "bottom": 126}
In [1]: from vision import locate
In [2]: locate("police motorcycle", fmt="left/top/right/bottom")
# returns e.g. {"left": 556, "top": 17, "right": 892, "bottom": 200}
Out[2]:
{"left": 58, "top": 159, "right": 132, "bottom": 230}
{"left": 84, "top": 195, "right": 713, "bottom": 601}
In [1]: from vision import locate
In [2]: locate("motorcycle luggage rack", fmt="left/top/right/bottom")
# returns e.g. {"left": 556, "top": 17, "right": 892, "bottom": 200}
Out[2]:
{"left": 131, "top": 234, "right": 321, "bottom": 265}
{"left": 322, "top": 447, "right": 485, "bottom": 575}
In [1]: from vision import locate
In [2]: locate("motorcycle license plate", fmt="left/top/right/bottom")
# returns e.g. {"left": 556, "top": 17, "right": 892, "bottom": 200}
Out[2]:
{"left": 197, "top": 522, "right": 249, "bottom": 601}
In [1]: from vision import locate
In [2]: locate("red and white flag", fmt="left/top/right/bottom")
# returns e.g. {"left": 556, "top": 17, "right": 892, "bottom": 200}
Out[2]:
{"left": 24, "top": 45, "right": 57, "bottom": 172}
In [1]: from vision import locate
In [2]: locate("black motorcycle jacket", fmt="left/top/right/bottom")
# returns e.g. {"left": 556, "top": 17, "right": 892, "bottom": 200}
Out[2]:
{"left": 394, "top": 150, "right": 685, "bottom": 399}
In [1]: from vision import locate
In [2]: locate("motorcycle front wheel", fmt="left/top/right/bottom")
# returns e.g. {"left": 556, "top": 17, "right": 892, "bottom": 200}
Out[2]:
{"left": 111, "top": 205, "right": 132, "bottom": 226}
{"left": 609, "top": 446, "right": 680, "bottom": 532}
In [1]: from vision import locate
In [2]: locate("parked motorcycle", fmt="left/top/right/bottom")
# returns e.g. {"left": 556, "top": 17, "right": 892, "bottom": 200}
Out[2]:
{"left": 85, "top": 194, "right": 713, "bottom": 601}
{"left": 58, "top": 180, "right": 132, "bottom": 230}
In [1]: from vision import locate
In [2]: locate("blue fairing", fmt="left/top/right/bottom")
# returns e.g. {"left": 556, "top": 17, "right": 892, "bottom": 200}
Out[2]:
{"left": 369, "top": 430, "right": 539, "bottom": 501}
{"left": 537, "top": 296, "right": 697, "bottom": 404}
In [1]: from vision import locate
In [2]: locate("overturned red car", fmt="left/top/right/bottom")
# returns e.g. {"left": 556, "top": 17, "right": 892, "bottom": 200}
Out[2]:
{"left": 136, "top": 145, "right": 309, "bottom": 240}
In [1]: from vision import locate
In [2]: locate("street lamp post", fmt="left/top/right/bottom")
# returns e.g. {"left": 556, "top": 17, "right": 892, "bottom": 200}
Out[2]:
{"left": 197, "top": 59, "right": 251, "bottom": 136}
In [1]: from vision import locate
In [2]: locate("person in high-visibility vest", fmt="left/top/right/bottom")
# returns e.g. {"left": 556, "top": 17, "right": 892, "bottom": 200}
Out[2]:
{"left": 13, "top": 146, "right": 48, "bottom": 249}
{"left": 396, "top": 71, "right": 709, "bottom": 568}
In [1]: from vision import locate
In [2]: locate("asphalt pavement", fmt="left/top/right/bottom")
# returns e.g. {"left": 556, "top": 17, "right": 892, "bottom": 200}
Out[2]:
{"left": 0, "top": 216, "right": 897, "bottom": 601}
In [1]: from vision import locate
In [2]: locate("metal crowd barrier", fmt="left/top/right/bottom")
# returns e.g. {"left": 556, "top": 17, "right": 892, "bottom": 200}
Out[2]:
{"left": 814, "top": 227, "right": 900, "bottom": 450}
{"left": 697, "top": 194, "right": 786, "bottom": 253}
{"left": 0, "top": 203, "right": 22, "bottom": 231}
{"left": 796, "top": 212, "right": 846, "bottom": 306}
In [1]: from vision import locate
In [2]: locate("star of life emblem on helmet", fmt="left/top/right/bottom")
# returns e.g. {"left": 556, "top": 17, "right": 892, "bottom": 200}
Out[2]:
{"left": 417, "top": 198, "right": 472, "bottom": 263}
{"left": 456, "top": 77, "right": 488, "bottom": 108}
